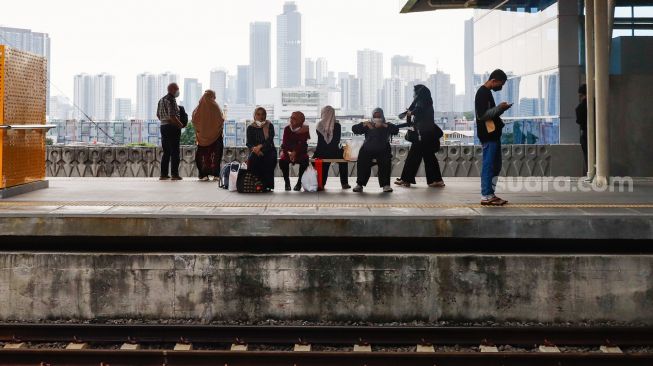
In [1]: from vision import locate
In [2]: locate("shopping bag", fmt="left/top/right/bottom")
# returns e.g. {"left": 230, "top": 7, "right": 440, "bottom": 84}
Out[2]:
{"left": 228, "top": 163, "right": 241, "bottom": 192}
{"left": 343, "top": 136, "right": 365, "bottom": 161}
{"left": 301, "top": 164, "right": 319, "bottom": 192}
{"left": 314, "top": 158, "right": 324, "bottom": 190}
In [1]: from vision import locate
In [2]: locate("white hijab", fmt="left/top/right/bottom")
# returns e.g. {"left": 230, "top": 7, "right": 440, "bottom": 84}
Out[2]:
{"left": 316, "top": 105, "right": 336, "bottom": 144}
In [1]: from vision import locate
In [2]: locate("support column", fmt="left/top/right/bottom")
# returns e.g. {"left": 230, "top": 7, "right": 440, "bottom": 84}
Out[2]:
{"left": 585, "top": 0, "right": 596, "bottom": 179}
{"left": 594, "top": 0, "right": 610, "bottom": 186}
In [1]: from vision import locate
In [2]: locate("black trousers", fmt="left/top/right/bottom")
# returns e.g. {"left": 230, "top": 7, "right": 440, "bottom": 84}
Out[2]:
{"left": 356, "top": 148, "right": 391, "bottom": 187}
{"left": 280, "top": 158, "right": 309, "bottom": 185}
{"left": 320, "top": 161, "right": 349, "bottom": 186}
{"left": 580, "top": 130, "right": 588, "bottom": 174}
{"left": 160, "top": 124, "right": 181, "bottom": 177}
{"left": 400, "top": 131, "right": 443, "bottom": 184}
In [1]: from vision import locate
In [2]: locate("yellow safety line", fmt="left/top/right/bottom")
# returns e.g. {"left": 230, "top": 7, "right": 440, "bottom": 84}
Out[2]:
{"left": 0, "top": 201, "right": 652, "bottom": 209}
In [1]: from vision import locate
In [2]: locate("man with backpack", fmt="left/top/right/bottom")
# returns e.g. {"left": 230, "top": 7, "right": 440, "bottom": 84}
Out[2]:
{"left": 156, "top": 83, "right": 184, "bottom": 181}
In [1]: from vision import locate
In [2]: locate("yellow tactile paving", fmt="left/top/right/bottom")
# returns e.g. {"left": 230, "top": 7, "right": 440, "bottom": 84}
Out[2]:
{"left": 0, "top": 201, "right": 651, "bottom": 209}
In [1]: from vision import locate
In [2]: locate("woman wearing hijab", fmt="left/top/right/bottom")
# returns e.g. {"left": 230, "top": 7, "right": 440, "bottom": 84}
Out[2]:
{"left": 246, "top": 107, "right": 277, "bottom": 192}
{"left": 192, "top": 90, "right": 225, "bottom": 181}
{"left": 395, "top": 84, "right": 446, "bottom": 188}
{"left": 314, "top": 105, "right": 351, "bottom": 190}
{"left": 279, "top": 111, "right": 310, "bottom": 191}
{"left": 351, "top": 107, "right": 399, "bottom": 193}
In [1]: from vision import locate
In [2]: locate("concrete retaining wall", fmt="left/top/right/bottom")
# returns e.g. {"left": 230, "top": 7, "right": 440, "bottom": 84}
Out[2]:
{"left": 1, "top": 252, "right": 652, "bottom": 324}
{"left": 45, "top": 144, "right": 584, "bottom": 178}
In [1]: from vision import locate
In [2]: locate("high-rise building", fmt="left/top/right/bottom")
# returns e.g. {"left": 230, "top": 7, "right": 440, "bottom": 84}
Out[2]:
{"left": 94, "top": 73, "right": 115, "bottom": 120}
{"left": 0, "top": 26, "right": 51, "bottom": 114}
{"left": 236, "top": 65, "right": 252, "bottom": 105}
{"left": 249, "top": 22, "right": 271, "bottom": 102}
{"left": 210, "top": 69, "right": 228, "bottom": 104}
{"left": 316, "top": 57, "right": 328, "bottom": 86}
{"left": 463, "top": 18, "right": 475, "bottom": 112}
{"left": 114, "top": 98, "right": 132, "bottom": 121}
{"left": 73, "top": 73, "right": 114, "bottom": 121}
{"left": 382, "top": 78, "right": 405, "bottom": 118}
{"left": 339, "top": 73, "right": 361, "bottom": 114}
{"left": 136, "top": 72, "right": 177, "bottom": 120}
{"left": 48, "top": 95, "right": 73, "bottom": 121}
{"left": 426, "top": 71, "right": 456, "bottom": 113}
{"left": 277, "top": 2, "right": 302, "bottom": 88}
{"left": 304, "top": 58, "right": 316, "bottom": 86}
{"left": 357, "top": 49, "right": 383, "bottom": 114}
{"left": 226, "top": 74, "right": 238, "bottom": 104}
{"left": 391, "top": 55, "right": 426, "bottom": 83}
{"left": 183, "top": 78, "right": 203, "bottom": 111}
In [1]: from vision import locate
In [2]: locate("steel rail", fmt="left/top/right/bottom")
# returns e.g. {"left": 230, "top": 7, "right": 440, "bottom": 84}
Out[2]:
{"left": 0, "top": 324, "right": 652, "bottom": 347}
{"left": 0, "top": 349, "right": 652, "bottom": 366}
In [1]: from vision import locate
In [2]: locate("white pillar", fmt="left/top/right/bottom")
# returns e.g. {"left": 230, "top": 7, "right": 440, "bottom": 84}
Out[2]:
{"left": 585, "top": 0, "right": 596, "bottom": 179}
{"left": 594, "top": 0, "right": 610, "bottom": 186}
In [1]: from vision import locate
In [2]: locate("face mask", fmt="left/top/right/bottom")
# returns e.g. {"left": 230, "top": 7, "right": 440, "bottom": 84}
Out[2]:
{"left": 372, "top": 118, "right": 384, "bottom": 125}
{"left": 173, "top": 90, "right": 180, "bottom": 98}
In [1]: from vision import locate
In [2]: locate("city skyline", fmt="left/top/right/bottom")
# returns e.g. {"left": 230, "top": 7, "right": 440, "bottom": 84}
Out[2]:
{"left": 1, "top": 0, "right": 472, "bottom": 102}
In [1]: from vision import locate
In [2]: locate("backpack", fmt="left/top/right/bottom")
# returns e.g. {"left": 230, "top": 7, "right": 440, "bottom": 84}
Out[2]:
{"left": 179, "top": 106, "right": 189, "bottom": 127}
{"left": 219, "top": 161, "right": 240, "bottom": 190}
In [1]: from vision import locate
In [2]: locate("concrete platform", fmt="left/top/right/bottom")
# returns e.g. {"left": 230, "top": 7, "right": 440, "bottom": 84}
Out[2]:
{"left": 1, "top": 177, "right": 652, "bottom": 241}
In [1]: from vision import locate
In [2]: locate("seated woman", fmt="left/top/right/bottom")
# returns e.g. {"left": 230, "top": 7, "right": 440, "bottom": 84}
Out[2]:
{"left": 192, "top": 90, "right": 224, "bottom": 181}
{"left": 246, "top": 107, "right": 277, "bottom": 192}
{"left": 314, "top": 105, "right": 350, "bottom": 190}
{"left": 280, "top": 111, "right": 310, "bottom": 191}
{"left": 351, "top": 107, "right": 399, "bottom": 193}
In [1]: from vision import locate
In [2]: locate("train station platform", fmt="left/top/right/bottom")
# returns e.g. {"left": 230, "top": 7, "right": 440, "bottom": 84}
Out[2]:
{"left": 0, "top": 177, "right": 652, "bottom": 244}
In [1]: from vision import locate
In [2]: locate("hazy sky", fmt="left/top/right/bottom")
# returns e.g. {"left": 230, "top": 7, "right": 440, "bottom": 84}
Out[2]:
{"left": 2, "top": 0, "right": 472, "bottom": 101}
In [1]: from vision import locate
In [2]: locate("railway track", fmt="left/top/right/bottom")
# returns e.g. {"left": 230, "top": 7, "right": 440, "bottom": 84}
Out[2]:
{"left": 0, "top": 323, "right": 652, "bottom": 365}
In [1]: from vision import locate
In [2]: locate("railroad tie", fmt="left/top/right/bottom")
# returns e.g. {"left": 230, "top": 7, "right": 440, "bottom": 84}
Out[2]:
{"left": 120, "top": 343, "right": 140, "bottom": 350}
{"left": 416, "top": 344, "right": 435, "bottom": 353}
{"left": 294, "top": 343, "right": 311, "bottom": 352}
{"left": 600, "top": 345, "right": 623, "bottom": 354}
{"left": 65, "top": 342, "right": 88, "bottom": 350}
{"left": 3, "top": 342, "right": 26, "bottom": 349}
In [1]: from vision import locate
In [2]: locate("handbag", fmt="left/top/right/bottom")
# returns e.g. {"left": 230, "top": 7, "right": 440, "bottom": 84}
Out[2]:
{"left": 314, "top": 158, "right": 324, "bottom": 190}
{"left": 405, "top": 128, "right": 420, "bottom": 143}
{"left": 343, "top": 136, "right": 364, "bottom": 161}
{"left": 179, "top": 106, "right": 189, "bottom": 128}
{"left": 236, "top": 164, "right": 264, "bottom": 193}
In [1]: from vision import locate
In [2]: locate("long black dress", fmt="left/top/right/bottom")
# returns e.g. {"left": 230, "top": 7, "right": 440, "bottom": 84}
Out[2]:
{"left": 398, "top": 85, "right": 444, "bottom": 185}
{"left": 313, "top": 124, "right": 349, "bottom": 186}
{"left": 246, "top": 124, "right": 277, "bottom": 190}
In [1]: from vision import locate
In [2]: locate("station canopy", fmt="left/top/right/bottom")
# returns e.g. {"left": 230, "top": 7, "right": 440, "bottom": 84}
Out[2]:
{"left": 400, "top": 0, "right": 557, "bottom": 13}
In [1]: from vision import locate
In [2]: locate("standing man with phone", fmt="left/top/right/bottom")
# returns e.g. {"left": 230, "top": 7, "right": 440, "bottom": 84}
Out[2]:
{"left": 475, "top": 69, "right": 512, "bottom": 206}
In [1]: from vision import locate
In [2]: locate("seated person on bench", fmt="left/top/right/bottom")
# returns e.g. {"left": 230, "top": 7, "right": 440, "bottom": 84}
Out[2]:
{"left": 280, "top": 111, "right": 310, "bottom": 191}
{"left": 314, "top": 105, "right": 351, "bottom": 190}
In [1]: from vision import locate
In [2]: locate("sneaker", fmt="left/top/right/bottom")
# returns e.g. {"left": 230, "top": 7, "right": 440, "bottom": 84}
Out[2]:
{"left": 341, "top": 183, "right": 352, "bottom": 190}
{"left": 353, "top": 185, "right": 363, "bottom": 193}
{"left": 171, "top": 176, "right": 183, "bottom": 181}
{"left": 198, "top": 176, "right": 209, "bottom": 182}
{"left": 293, "top": 183, "right": 302, "bottom": 192}
{"left": 481, "top": 196, "right": 507, "bottom": 206}
{"left": 159, "top": 176, "right": 170, "bottom": 181}
{"left": 394, "top": 180, "right": 411, "bottom": 187}
{"left": 428, "top": 181, "right": 446, "bottom": 188}
{"left": 383, "top": 185, "right": 394, "bottom": 193}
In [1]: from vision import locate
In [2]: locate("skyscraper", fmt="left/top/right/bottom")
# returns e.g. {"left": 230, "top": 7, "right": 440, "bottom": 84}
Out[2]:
{"left": 210, "top": 69, "right": 228, "bottom": 105}
{"left": 316, "top": 57, "right": 328, "bottom": 86}
{"left": 183, "top": 78, "right": 203, "bottom": 110}
{"left": 277, "top": 2, "right": 302, "bottom": 88}
{"left": 73, "top": 73, "right": 114, "bottom": 120}
{"left": 463, "top": 18, "right": 475, "bottom": 112}
{"left": 427, "top": 71, "right": 456, "bottom": 113}
{"left": 382, "top": 78, "right": 405, "bottom": 118}
{"left": 136, "top": 72, "right": 177, "bottom": 120}
{"left": 250, "top": 22, "right": 271, "bottom": 102}
{"left": 391, "top": 55, "right": 426, "bottom": 83}
{"left": 0, "top": 26, "right": 51, "bottom": 114}
{"left": 304, "top": 58, "right": 316, "bottom": 86}
{"left": 237, "top": 65, "right": 252, "bottom": 105}
{"left": 93, "top": 73, "right": 115, "bottom": 120}
{"left": 114, "top": 98, "right": 132, "bottom": 121}
{"left": 339, "top": 73, "right": 361, "bottom": 114}
{"left": 357, "top": 49, "right": 383, "bottom": 114}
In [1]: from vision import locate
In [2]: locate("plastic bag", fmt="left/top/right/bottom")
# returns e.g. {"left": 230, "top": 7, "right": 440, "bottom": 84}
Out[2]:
{"left": 228, "top": 163, "right": 241, "bottom": 192}
{"left": 343, "top": 136, "right": 365, "bottom": 161}
{"left": 301, "top": 164, "right": 319, "bottom": 192}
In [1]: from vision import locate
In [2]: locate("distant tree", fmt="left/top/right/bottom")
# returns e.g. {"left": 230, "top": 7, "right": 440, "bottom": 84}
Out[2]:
{"left": 180, "top": 122, "right": 196, "bottom": 146}
{"left": 463, "top": 111, "right": 475, "bottom": 120}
